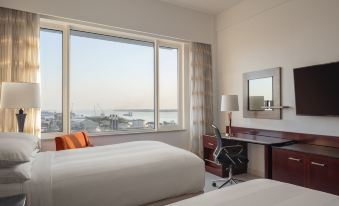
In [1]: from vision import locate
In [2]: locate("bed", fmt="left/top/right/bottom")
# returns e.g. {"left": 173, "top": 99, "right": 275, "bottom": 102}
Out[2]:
{"left": 0, "top": 141, "right": 205, "bottom": 206}
{"left": 168, "top": 179, "right": 339, "bottom": 206}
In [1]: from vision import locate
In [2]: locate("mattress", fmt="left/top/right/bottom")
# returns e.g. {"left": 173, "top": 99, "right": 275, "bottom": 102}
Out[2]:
{"left": 9, "top": 141, "right": 204, "bottom": 206}
{"left": 167, "top": 179, "right": 339, "bottom": 206}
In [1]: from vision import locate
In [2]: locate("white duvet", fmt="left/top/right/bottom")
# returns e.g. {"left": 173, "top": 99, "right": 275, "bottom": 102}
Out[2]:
{"left": 2, "top": 141, "right": 205, "bottom": 206}
{"left": 168, "top": 179, "right": 339, "bottom": 206}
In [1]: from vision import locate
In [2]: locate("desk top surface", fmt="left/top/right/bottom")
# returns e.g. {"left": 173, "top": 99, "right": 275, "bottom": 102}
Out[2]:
{"left": 222, "top": 133, "right": 294, "bottom": 145}
{"left": 275, "top": 144, "right": 339, "bottom": 159}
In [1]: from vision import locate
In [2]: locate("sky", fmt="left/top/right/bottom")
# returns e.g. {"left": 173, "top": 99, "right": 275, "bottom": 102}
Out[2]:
{"left": 40, "top": 29, "right": 178, "bottom": 112}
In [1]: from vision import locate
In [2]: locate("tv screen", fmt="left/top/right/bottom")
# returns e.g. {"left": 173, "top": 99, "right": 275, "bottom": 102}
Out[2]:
{"left": 293, "top": 61, "right": 339, "bottom": 116}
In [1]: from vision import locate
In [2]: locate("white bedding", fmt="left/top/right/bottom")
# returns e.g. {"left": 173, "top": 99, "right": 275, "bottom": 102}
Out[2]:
{"left": 168, "top": 179, "right": 339, "bottom": 206}
{"left": 2, "top": 141, "right": 205, "bottom": 206}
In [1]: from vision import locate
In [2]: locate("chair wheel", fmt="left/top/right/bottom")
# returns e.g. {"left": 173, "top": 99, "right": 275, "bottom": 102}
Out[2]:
{"left": 212, "top": 182, "right": 217, "bottom": 187}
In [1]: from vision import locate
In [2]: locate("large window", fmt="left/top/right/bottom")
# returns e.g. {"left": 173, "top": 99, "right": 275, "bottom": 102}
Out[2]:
{"left": 40, "top": 28, "right": 63, "bottom": 133}
{"left": 70, "top": 31, "right": 154, "bottom": 133}
{"left": 40, "top": 22, "right": 183, "bottom": 136}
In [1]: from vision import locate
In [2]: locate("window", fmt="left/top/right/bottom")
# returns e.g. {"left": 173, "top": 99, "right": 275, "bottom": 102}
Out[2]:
{"left": 159, "top": 46, "right": 179, "bottom": 129}
{"left": 70, "top": 31, "right": 154, "bottom": 133}
{"left": 40, "top": 28, "right": 63, "bottom": 133}
{"left": 40, "top": 20, "right": 184, "bottom": 136}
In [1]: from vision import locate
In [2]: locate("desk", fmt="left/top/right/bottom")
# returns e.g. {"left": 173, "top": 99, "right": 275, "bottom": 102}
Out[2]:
{"left": 203, "top": 133, "right": 294, "bottom": 178}
{"left": 224, "top": 133, "right": 294, "bottom": 145}
{"left": 225, "top": 133, "right": 294, "bottom": 178}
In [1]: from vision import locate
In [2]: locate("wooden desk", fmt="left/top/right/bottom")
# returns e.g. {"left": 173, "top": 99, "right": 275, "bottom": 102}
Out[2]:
{"left": 225, "top": 133, "right": 294, "bottom": 145}
{"left": 224, "top": 133, "right": 294, "bottom": 178}
{"left": 203, "top": 133, "right": 294, "bottom": 178}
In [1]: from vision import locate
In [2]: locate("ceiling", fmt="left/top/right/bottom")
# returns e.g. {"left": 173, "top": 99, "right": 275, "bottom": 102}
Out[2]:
{"left": 160, "top": 0, "right": 243, "bottom": 15}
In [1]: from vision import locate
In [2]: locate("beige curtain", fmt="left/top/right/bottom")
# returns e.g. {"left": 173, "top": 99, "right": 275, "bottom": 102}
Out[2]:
{"left": 0, "top": 7, "right": 40, "bottom": 136}
{"left": 189, "top": 42, "right": 213, "bottom": 157}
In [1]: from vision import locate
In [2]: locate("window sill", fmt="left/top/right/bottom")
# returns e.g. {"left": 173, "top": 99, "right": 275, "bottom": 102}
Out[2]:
{"left": 41, "top": 128, "right": 186, "bottom": 140}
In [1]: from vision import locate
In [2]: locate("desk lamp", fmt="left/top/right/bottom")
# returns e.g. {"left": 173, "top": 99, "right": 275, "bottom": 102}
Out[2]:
{"left": 221, "top": 95, "right": 239, "bottom": 136}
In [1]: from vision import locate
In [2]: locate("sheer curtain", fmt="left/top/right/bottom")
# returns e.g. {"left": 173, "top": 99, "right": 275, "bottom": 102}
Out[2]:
{"left": 0, "top": 7, "right": 40, "bottom": 136}
{"left": 189, "top": 42, "right": 213, "bottom": 157}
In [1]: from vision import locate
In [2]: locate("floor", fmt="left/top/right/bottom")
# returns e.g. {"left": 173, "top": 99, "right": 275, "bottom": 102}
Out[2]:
{"left": 204, "top": 172, "right": 260, "bottom": 192}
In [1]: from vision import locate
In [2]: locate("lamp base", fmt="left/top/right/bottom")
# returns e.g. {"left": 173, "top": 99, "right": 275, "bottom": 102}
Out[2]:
{"left": 16, "top": 109, "right": 26, "bottom": 133}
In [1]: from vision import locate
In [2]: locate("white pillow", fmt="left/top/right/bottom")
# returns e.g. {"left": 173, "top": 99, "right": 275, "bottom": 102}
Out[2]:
{"left": 0, "top": 132, "right": 39, "bottom": 167}
{"left": 0, "top": 161, "right": 32, "bottom": 184}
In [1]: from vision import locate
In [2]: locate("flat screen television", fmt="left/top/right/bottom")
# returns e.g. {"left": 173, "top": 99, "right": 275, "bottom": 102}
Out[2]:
{"left": 293, "top": 61, "right": 339, "bottom": 116}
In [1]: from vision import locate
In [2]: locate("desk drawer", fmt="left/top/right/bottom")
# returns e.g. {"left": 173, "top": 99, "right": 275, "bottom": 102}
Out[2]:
{"left": 203, "top": 135, "right": 217, "bottom": 149}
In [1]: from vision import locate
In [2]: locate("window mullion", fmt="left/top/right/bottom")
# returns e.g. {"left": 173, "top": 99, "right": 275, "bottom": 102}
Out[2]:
{"left": 154, "top": 40, "right": 159, "bottom": 131}
{"left": 63, "top": 25, "right": 70, "bottom": 134}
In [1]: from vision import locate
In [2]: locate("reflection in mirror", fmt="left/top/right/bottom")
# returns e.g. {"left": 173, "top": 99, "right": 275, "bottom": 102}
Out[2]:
{"left": 248, "top": 77, "right": 273, "bottom": 111}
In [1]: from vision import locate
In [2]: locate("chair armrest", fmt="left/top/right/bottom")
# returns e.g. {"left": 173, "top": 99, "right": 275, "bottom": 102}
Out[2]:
{"left": 221, "top": 145, "right": 244, "bottom": 157}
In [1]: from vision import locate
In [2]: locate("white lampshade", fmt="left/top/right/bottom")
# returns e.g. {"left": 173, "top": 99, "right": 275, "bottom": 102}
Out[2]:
{"left": 0, "top": 82, "right": 41, "bottom": 109}
{"left": 221, "top": 95, "right": 239, "bottom": 112}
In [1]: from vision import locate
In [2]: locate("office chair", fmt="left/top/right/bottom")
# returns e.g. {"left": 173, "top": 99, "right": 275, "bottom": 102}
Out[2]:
{"left": 211, "top": 124, "right": 249, "bottom": 189}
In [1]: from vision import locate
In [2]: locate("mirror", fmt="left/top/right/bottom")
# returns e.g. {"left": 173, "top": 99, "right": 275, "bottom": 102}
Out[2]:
{"left": 243, "top": 67, "right": 281, "bottom": 119}
{"left": 248, "top": 77, "right": 273, "bottom": 111}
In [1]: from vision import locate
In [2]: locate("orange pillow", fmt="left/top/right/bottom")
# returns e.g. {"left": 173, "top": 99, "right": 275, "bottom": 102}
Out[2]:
{"left": 55, "top": 131, "right": 93, "bottom": 151}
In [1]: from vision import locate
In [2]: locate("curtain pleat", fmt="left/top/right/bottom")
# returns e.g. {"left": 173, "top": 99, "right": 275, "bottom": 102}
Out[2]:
{"left": 189, "top": 42, "right": 213, "bottom": 157}
{"left": 0, "top": 7, "right": 40, "bottom": 136}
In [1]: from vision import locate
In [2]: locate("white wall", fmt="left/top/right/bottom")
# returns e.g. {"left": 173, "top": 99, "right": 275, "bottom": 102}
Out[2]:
{"left": 216, "top": 0, "right": 339, "bottom": 176}
{"left": 0, "top": 0, "right": 215, "bottom": 150}
{"left": 0, "top": 0, "right": 214, "bottom": 44}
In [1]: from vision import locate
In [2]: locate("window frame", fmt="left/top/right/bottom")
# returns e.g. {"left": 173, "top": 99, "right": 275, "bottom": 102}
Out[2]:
{"left": 40, "top": 19, "right": 185, "bottom": 139}
{"left": 156, "top": 42, "right": 183, "bottom": 131}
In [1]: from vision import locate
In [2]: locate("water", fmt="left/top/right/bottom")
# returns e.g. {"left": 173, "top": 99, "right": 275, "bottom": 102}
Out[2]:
{"left": 72, "top": 110, "right": 178, "bottom": 123}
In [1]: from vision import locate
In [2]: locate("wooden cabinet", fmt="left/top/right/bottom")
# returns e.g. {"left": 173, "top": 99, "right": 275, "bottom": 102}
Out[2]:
{"left": 272, "top": 148, "right": 305, "bottom": 186}
{"left": 203, "top": 135, "right": 247, "bottom": 177}
{"left": 272, "top": 145, "right": 339, "bottom": 195}
{"left": 307, "top": 155, "right": 339, "bottom": 195}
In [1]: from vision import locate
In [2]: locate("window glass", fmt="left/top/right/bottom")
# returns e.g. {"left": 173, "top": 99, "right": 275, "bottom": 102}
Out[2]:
{"left": 40, "top": 28, "right": 63, "bottom": 133}
{"left": 70, "top": 30, "right": 155, "bottom": 133}
{"left": 159, "top": 46, "right": 179, "bottom": 128}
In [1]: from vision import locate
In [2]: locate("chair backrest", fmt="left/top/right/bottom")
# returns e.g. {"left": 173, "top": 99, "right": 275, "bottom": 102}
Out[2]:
{"left": 211, "top": 124, "right": 223, "bottom": 156}
{"left": 55, "top": 131, "right": 92, "bottom": 151}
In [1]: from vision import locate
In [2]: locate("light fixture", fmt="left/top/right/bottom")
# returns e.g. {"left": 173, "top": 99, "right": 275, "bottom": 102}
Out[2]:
{"left": 0, "top": 82, "right": 41, "bottom": 132}
{"left": 221, "top": 95, "right": 239, "bottom": 136}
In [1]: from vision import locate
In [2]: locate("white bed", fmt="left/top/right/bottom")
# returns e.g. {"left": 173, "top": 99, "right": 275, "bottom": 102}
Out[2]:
{"left": 0, "top": 141, "right": 205, "bottom": 206}
{"left": 168, "top": 179, "right": 339, "bottom": 206}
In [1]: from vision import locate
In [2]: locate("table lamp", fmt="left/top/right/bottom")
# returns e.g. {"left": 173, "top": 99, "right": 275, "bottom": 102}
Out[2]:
{"left": 221, "top": 95, "right": 239, "bottom": 136}
{"left": 0, "top": 82, "right": 41, "bottom": 132}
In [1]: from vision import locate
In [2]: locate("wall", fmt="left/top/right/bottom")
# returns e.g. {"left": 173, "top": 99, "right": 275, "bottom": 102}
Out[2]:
{"left": 216, "top": 0, "right": 339, "bottom": 176}
{"left": 0, "top": 0, "right": 215, "bottom": 150}
{"left": 0, "top": 0, "right": 214, "bottom": 44}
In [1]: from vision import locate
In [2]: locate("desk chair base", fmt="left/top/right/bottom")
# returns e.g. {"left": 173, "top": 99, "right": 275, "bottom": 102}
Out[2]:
{"left": 212, "top": 166, "right": 244, "bottom": 189}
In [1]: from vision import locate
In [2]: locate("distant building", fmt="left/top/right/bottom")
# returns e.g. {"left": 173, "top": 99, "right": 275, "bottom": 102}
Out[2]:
{"left": 131, "top": 119, "right": 145, "bottom": 128}
{"left": 146, "top": 122, "right": 154, "bottom": 129}
{"left": 71, "top": 119, "right": 99, "bottom": 133}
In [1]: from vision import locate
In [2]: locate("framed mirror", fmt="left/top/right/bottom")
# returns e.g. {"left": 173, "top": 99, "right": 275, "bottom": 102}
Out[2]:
{"left": 243, "top": 67, "right": 281, "bottom": 119}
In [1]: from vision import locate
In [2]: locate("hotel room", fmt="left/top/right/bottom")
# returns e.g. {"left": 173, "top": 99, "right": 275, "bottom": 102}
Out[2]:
{"left": 0, "top": 0, "right": 338, "bottom": 205}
